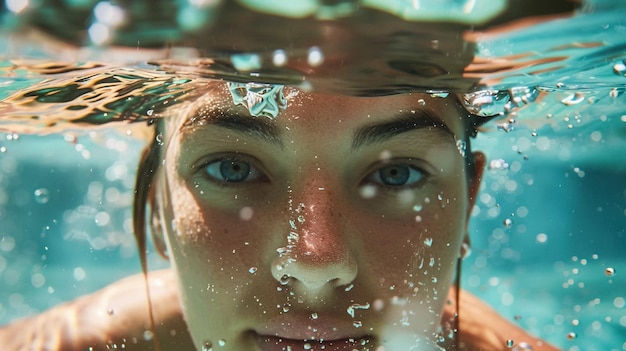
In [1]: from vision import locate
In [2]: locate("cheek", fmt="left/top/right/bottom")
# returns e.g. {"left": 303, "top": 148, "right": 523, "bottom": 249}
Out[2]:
{"left": 356, "top": 195, "right": 466, "bottom": 292}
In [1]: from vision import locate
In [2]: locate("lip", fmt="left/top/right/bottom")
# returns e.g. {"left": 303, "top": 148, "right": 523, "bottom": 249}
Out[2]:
{"left": 254, "top": 334, "right": 374, "bottom": 351}
{"left": 253, "top": 314, "right": 375, "bottom": 351}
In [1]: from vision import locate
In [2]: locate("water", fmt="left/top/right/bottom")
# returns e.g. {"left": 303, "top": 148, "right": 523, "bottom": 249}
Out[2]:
{"left": 1, "top": 1, "right": 626, "bottom": 350}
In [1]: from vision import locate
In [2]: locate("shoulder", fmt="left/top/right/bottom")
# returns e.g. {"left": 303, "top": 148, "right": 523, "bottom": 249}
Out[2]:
{"left": 0, "top": 269, "right": 194, "bottom": 351}
{"left": 442, "top": 287, "right": 562, "bottom": 351}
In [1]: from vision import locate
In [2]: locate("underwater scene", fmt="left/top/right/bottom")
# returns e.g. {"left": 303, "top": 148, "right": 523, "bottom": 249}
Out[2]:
{"left": 0, "top": 0, "right": 625, "bottom": 350}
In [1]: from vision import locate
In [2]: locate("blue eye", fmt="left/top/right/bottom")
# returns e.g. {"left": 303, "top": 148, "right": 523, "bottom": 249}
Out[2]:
{"left": 204, "top": 158, "right": 260, "bottom": 183}
{"left": 369, "top": 164, "right": 425, "bottom": 187}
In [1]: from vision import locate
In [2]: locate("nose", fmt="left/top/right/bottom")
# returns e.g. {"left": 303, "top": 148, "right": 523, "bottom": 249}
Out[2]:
{"left": 271, "top": 181, "right": 358, "bottom": 292}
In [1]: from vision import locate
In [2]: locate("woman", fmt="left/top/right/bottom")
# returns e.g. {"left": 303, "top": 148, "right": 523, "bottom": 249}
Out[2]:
{"left": 0, "top": 82, "right": 560, "bottom": 351}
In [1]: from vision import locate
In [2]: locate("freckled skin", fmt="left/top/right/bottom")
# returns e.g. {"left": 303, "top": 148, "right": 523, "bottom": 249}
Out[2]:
{"left": 158, "top": 86, "right": 482, "bottom": 351}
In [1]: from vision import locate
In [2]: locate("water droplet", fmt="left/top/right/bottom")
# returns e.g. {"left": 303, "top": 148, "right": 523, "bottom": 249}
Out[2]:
{"left": 64, "top": 133, "right": 78, "bottom": 144}
{"left": 512, "top": 342, "right": 533, "bottom": 351}
{"left": 613, "top": 60, "right": 626, "bottom": 76}
{"left": 279, "top": 274, "right": 291, "bottom": 285}
{"left": 34, "top": 188, "right": 50, "bottom": 204}
{"left": 429, "top": 258, "right": 435, "bottom": 267}
{"left": 497, "top": 122, "right": 514, "bottom": 133}
{"left": 218, "top": 339, "right": 226, "bottom": 347}
{"left": 248, "top": 267, "right": 257, "bottom": 274}
{"left": 423, "top": 238, "right": 433, "bottom": 248}
{"left": 531, "top": 131, "right": 537, "bottom": 137}
{"left": 307, "top": 46, "right": 324, "bottom": 67}
{"left": 272, "top": 49, "right": 288, "bottom": 66}
{"left": 503, "top": 218, "right": 513, "bottom": 228}
{"left": 359, "top": 184, "right": 378, "bottom": 199}
{"left": 231, "top": 53, "right": 262, "bottom": 71}
{"left": 506, "top": 339, "right": 514, "bottom": 348}
{"left": 561, "top": 93, "right": 585, "bottom": 106}
{"left": 143, "top": 330, "right": 154, "bottom": 341}
{"left": 0, "top": 146, "right": 6, "bottom": 153}
{"left": 303, "top": 343, "right": 312, "bottom": 350}
{"left": 605, "top": 267, "right": 615, "bottom": 276}
{"left": 239, "top": 206, "right": 254, "bottom": 221}
{"left": 353, "top": 321, "right": 363, "bottom": 328}
{"left": 282, "top": 302, "right": 291, "bottom": 313}
{"left": 566, "top": 332, "right": 577, "bottom": 340}
{"left": 202, "top": 340, "right": 213, "bottom": 351}
{"left": 417, "top": 99, "right": 426, "bottom": 106}
{"left": 346, "top": 302, "right": 370, "bottom": 318}
{"left": 311, "top": 312, "right": 318, "bottom": 320}
{"left": 344, "top": 284, "right": 354, "bottom": 292}
{"left": 412, "top": 204, "right": 422, "bottom": 212}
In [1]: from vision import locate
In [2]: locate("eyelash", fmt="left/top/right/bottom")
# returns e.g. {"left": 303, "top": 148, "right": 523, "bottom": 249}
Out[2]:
{"left": 196, "top": 156, "right": 264, "bottom": 186}
{"left": 194, "top": 155, "right": 430, "bottom": 191}
{"left": 363, "top": 160, "right": 430, "bottom": 190}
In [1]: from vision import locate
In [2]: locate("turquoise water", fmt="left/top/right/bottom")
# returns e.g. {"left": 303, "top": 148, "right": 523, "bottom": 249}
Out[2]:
{"left": 1, "top": 0, "right": 626, "bottom": 350}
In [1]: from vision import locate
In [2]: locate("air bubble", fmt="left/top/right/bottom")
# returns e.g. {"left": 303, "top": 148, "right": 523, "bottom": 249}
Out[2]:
{"left": 561, "top": 93, "right": 584, "bottom": 106}
{"left": 218, "top": 339, "right": 226, "bottom": 347}
{"left": 239, "top": 206, "right": 254, "bottom": 221}
{"left": 613, "top": 60, "right": 626, "bottom": 76}
{"left": 143, "top": 330, "right": 154, "bottom": 341}
{"left": 423, "top": 238, "right": 433, "bottom": 248}
{"left": 0, "top": 146, "right": 6, "bottom": 153}
{"left": 231, "top": 53, "right": 262, "bottom": 71}
{"left": 202, "top": 341, "right": 213, "bottom": 351}
{"left": 353, "top": 321, "right": 363, "bottom": 328}
{"left": 311, "top": 312, "right": 318, "bottom": 320}
{"left": 503, "top": 218, "right": 513, "bottom": 228}
{"left": 417, "top": 99, "right": 426, "bottom": 106}
{"left": 272, "top": 49, "right": 288, "bottom": 66}
{"left": 304, "top": 343, "right": 312, "bottom": 350}
{"left": 512, "top": 342, "right": 533, "bottom": 351}
{"left": 282, "top": 303, "right": 291, "bottom": 313}
{"left": 107, "top": 308, "right": 114, "bottom": 315}
{"left": 279, "top": 274, "right": 291, "bottom": 285}
{"left": 248, "top": 267, "right": 257, "bottom": 274}
{"left": 566, "top": 332, "right": 577, "bottom": 340}
{"left": 34, "top": 188, "right": 50, "bottom": 204}
{"left": 605, "top": 267, "right": 615, "bottom": 276}
{"left": 307, "top": 46, "right": 324, "bottom": 67}
{"left": 506, "top": 339, "right": 514, "bottom": 348}
{"left": 64, "top": 133, "right": 78, "bottom": 144}
{"left": 359, "top": 184, "right": 377, "bottom": 199}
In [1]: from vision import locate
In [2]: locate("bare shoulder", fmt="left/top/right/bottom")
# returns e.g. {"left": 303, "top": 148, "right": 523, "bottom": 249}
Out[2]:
{"left": 0, "top": 269, "right": 194, "bottom": 351}
{"left": 442, "top": 287, "right": 562, "bottom": 351}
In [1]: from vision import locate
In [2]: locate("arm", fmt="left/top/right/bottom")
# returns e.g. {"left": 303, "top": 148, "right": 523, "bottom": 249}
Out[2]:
{"left": 443, "top": 286, "right": 561, "bottom": 351}
{"left": 0, "top": 269, "right": 194, "bottom": 351}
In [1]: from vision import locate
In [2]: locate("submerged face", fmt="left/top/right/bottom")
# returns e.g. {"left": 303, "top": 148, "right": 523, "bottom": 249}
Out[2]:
{"left": 154, "top": 84, "right": 483, "bottom": 351}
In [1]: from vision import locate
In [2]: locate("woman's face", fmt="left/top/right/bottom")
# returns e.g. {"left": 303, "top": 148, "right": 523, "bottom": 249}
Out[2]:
{"left": 156, "top": 85, "right": 483, "bottom": 351}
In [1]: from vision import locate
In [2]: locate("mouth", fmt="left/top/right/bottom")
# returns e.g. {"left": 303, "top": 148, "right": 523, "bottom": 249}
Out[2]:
{"left": 254, "top": 333, "right": 375, "bottom": 351}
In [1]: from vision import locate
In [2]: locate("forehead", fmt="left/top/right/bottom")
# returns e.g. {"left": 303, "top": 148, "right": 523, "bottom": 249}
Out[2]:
{"left": 172, "top": 83, "right": 467, "bottom": 138}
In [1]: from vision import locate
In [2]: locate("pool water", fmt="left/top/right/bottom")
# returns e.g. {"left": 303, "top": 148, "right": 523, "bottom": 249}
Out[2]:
{"left": 1, "top": 0, "right": 626, "bottom": 350}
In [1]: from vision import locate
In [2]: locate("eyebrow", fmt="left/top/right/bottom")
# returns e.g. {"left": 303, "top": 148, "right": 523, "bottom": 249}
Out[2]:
{"left": 352, "top": 110, "right": 455, "bottom": 149}
{"left": 182, "top": 110, "right": 283, "bottom": 147}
